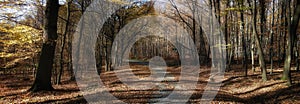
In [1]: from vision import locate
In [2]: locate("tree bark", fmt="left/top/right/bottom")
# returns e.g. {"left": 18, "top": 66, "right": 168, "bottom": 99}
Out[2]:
{"left": 282, "top": 0, "right": 300, "bottom": 86}
{"left": 269, "top": 0, "right": 275, "bottom": 75}
{"left": 239, "top": 0, "right": 248, "bottom": 76}
{"left": 29, "top": 0, "right": 60, "bottom": 92}
{"left": 253, "top": 0, "right": 267, "bottom": 81}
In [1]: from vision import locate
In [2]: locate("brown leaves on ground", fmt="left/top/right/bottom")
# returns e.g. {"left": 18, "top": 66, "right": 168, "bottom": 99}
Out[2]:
{"left": 0, "top": 65, "right": 299, "bottom": 103}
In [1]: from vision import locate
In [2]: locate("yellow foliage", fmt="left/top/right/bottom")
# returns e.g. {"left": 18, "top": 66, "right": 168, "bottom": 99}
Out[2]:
{"left": 0, "top": 23, "right": 42, "bottom": 68}
{"left": 0, "top": 24, "right": 41, "bottom": 45}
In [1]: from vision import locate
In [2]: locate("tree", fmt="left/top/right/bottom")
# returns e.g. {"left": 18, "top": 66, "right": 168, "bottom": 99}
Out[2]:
{"left": 29, "top": 0, "right": 60, "bottom": 92}
{"left": 253, "top": 0, "right": 267, "bottom": 81}
{"left": 56, "top": 0, "right": 73, "bottom": 85}
{"left": 269, "top": 0, "right": 275, "bottom": 74}
{"left": 282, "top": 0, "right": 300, "bottom": 86}
{"left": 95, "top": 1, "right": 156, "bottom": 72}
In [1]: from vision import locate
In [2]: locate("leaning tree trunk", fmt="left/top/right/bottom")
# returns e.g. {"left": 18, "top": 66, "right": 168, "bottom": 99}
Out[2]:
{"left": 253, "top": 0, "right": 267, "bottom": 81}
{"left": 282, "top": 0, "right": 300, "bottom": 86}
{"left": 29, "top": 0, "right": 60, "bottom": 92}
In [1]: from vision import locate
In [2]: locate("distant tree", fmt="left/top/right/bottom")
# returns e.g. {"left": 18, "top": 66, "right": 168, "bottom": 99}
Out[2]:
{"left": 29, "top": 0, "right": 60, "bottom": 92}
{"left": 95, "top": 1, "right": 156, "bottom": 72}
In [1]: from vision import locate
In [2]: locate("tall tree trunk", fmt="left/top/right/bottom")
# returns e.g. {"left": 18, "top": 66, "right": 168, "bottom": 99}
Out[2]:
{"left": 278, "top": 1, "right": 284, "bottom": 67}
{"left": 253, "top": 0, "right": 267, "bottom": 81}
{"left": 57, "top": 0, "right": 72, "bottom": 85}
{"left": 296, "top": 48, "right": 299, "bottom": 72}
{"left": 228, "top": 9, "right": 234, "bottom": 70}
{"left": 251, "top": 30, "right": 255, "bottom": 72}
{"left": 29, "top": 0, "right": 60, "bottom": 92}
{"left": 282, "top": 0, "right": 300, "bottom": 86}
{"left": 283, "top": 1, "right": 287, "bottom": 63}
{"left": 239, "top": 0, "right": 248, "bottom": 76}
{"left": 247, "top": 0, "right": 255, "bottom": 73}
{"left": 259, "top": 0, "right": 266, "bottom": 51}
{"left": 282, "top": 0, "right": 292, "bottom": 85}
{"left": 269, "top": 0, "right": 275, "bottom": 75}
{"left": 224, "top": 1, "right": 229, "bottom": 66}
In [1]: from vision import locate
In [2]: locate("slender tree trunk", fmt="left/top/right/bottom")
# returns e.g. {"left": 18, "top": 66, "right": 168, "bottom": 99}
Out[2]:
{"left": 251, "top": 30, "right": 255, "bottom": 72}
{"left": 239, "top": 0, "right": 248, "bottom": 76}
{"left": 29, "top": 0, "right": 60, "bottom": 92}
{"left": 224, "top": 2, "right": 229, "bottom": 66}
{"left": 296, "top": 48, "right": 299, "bottom": 72}
{"left": 278, "top": 1, "right": 284, "bottom": 67}
{"left": 57, "top": 0, "right": 72, "bottom": 85}
{"left": 283, "top": 1, "right": 287, "bottom": 62}
{"left": 235, "top": 12, "right": 239, "bottom": 65}
{"left": 208, "top": 0, "right": 215, "bottom": 67}
{"left": 259, "top": 0, "right": 266, "bottom": 52}
{"left": 247, "top": 0, "right": 255, "bottom": 73}
{"left": 269, "top": 0, "right": 275, "bottom": 75}
{"left": 253, "top": 0, "right": 267, "bottom": 81}
{"left": 228, "top": 10, "right": 234, "bottom": 70}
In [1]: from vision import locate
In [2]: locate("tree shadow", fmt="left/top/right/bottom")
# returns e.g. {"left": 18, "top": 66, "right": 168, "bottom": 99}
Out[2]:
{"left": 244, "top": 83, "right": 300, "bottom": 103}
{"left": 41, "top": 96, "right": 87, "bottom": 104}
{"left": 190, "top": 90, "right": 246, "bottom": 103}
{"left": 233, "top": 81, "right": 285, "bottom": 95}
{"left": 36, "top": 83, "right": 300, "bottom": 103}
{"left": 0, "top": 91, "right": 27, "bottom": 98}
{"left": 53, "top": 89, "right": 80, "bottom": 93}
{"left": 36, "top": 68, "right": 299, "bottom": 103}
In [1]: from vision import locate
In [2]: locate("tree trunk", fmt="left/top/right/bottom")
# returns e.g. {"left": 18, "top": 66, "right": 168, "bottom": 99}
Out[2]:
{"left": 253, "top": 0, "right": 267, "bottom": 81}
{"left": 296, "top": 48, "right": 299, "bottom": 72}
{"left": 259, "top": 0, "right": 266, "bottom": 51}
{"left": 29, "top": 0, "right": 60, "bottom": 92}
{"left": 251, "top": 31, "right": 255, "bottom": 72}
{"left": 282, "top": 0, "right": 300, "bottom": 86}
{"left": 57, "top": 0, "right": 72, "bottom": 85}
{"left": 247, "top": 0, "right": 256, "bottom": 73}
{"left": 278, "top": 1, "right": 284, "bottom": 67}
{"left": 224, "top": 1, "right": 229, "bottom": 66}
{"left": 239, "top": 0, "right": 248, "bottom": 76}
{"left": 269, "top": 0, "right": 275, "bottom": 75}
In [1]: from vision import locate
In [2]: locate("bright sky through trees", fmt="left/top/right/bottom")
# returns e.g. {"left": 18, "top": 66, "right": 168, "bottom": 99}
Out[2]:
{"left": 0, "top": 0, "right": 66, "bottom": 21}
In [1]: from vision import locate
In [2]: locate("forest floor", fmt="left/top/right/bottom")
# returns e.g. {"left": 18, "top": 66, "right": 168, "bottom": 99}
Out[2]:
{"left": 0, "top": 64, "right": 300, "bottom": 103}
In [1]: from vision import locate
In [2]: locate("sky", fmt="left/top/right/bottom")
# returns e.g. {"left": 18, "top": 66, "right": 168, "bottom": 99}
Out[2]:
{"left": 0, "top": 0, "right": 66, "bottom": 21}
{"left": 0, "top": 0, "right": 216, "bottom": 22}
